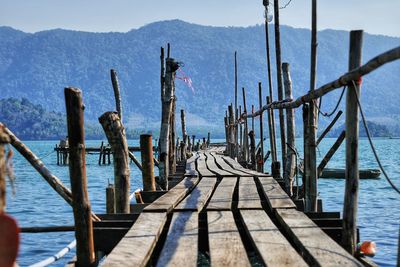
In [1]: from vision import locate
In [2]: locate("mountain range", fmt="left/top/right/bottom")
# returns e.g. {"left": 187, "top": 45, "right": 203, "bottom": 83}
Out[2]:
{"left": 0, "top": 20, "right": 399, "bottom": 138}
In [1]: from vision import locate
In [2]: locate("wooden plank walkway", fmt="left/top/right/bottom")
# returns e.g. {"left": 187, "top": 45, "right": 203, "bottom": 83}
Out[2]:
{"left": 105, "top": 149, "right": 363, "bottom": 266}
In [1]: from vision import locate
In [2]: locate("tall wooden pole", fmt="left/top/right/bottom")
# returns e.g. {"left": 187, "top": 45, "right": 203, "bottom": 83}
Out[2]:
{"left": 263, "top": 0, "right": 278, "bottom": 164}
{"left": 159, "top": 57, "right": 178, "bottom": 190}
{"left": 99, "top": 112, "right": 130, "bottom": 214}
{"left": 258, "top": 82, "right": 265, "bottom": 172}
{"left": 228, "top": 105, "right": 235, "bottom": 158}
{"left": 239, "top": 105, "right": 243, "bottom": 153}
{"left": 302, "top": 103, "right": 309, "bottom": 199}
{"left": 234, "top": 52, "right": 239, "bottom": 155}
{"left": 180, "top": 109, "right": 187, "bottom": 160}
{"left": 140, "top": 134, "right": 156, "bottom": 192}
{"left": 273, "top": 0, "right": 287, "bottom": 170}
{"left": 242, "top": 88, "right": 249, "bottom": 162}
{"left": 282, "top": 63, "right": 296, "bottom": 196}
{"left": 343, "top": 30, "right": 363, "bottom": 255}
{"left": 305, "top": 0, "right": 318, "bottom": 212}
{"left": 110, "top": 69, "right": 123, "bottom": 122}
{"left": 0, "top": 126, "right": 10, "bottom": 213}
{"left": 65, "top": 87, "right": 95, "bottom": 266}
{"left": 251, "top": 105, "right": 255, "bottom": 132}
{"left": 169, "top": 97, "right": 176, "bottom": 174}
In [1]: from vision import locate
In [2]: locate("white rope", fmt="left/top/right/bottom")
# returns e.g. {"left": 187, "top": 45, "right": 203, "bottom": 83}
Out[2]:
{"left": 29, "top": 240, "right": 76, "bottom": 267}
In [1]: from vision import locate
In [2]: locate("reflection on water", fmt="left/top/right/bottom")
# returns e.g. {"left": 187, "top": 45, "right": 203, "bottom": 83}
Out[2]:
{"left": 6, "top": 138, "right": 400, "bottom": 266}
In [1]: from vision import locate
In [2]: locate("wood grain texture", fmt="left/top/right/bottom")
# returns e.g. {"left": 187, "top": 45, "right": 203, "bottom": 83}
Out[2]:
{"left": 238, "top": 177, "right": 262, "bottom": 209}
{"left": 196, "top": 153, "right": 216, "bottom": 177}
{"left": 206, "top": 178, "right": 237, "bottom": 211}
{"left": 103, "top": 212, "right": 167, "bottom": 267}
{"left": 208, "top": 211, "right": 250, "bottom": 267}
{"left": 175, "top": 177, "right": 217, "bottom": 212}
{"left": 204, "top": 152, "right": 234, "bottom": 177}
{"left": 144, "top": 176, "right": 199, "bottom": 212}
{"left": 157, "top": 212, "right": 198, "bottom": 267}
{"left": 240, "top": 209, "right": 307, "bottom": 266}
{"left": 257, "top": 177, "right": 296, "bottom": 209}
{"left": 276, "top": 209, "right": 363, "bottom": 266}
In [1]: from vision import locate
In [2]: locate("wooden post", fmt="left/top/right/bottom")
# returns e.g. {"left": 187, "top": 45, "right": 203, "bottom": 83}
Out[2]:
{"left": 305, "top": 0, "right": 319, "bottom": 212}
{"left": 318, "top": 131, "right": 345, "bottom": 177}
{"left": 239, "top": 105, "right": 243, "bottom": 157}
{"left": 169, "top": 95, "right": 176, "bottom": 174}
{"left": 234, "top": 52, "right": 239, "bottom": 158}
{"left": 106, "top": 184, "right": 115, "bottom": 214}
{"left": 180, "top": 109, "right": 187, "bottom": 159}
{"left": 266, "top": 96, "right": 277, "bottom": 163}
{"left": 343, "top": 30, "right": 363, "bottom": 255}
{"left": 282, "top": 63, "right": 296, "bottom": 196}
{"left": 110, "top": 69, "right": 123, "bottom": 122}
{"left": 207, "top": 132, "right": 211, "bottom": 147}
{"left": 64, "top": 87, "right": 95, "bottom": 266}
{"left": 128, "top": 151, "right": 143, "bottom": 171}
{"left": 228, "top": 105, "right": 235, "bottom": 158}
{"left": 249, "top": 131, "right": 256, "bottom": 170}
{"left": 258, "top": 82, "right": 265, "bottom": 172}
{"left": 159, "top": 56, "right": 179, "bottom": 190}
{"left": 273, "top": 0, "right": 287, "bottom": 169}
{"left": 303, "top": 103, "right": 309, "bottom": 200}
{"left": 56, "top": 144, "right": 59, "bottom": 165}
{"left": 140, "top": 134, "right": 156, "bottom": 191}
{"left": 251, "top": 105, "right": 255, "bottom": 132}
{"left": 0, "top": 125, "right": 10, "bottom": 213}
{"left": 99, "top": 112, "right": 130, "bottom": 214}
{"left": 224, "top": 116, "right": 229, "bottom": 148}
{"left": 98, "top": 141, "right": 104, "bottom": 165}
{"left": 242, "top": 88, "right": 249, "bottom": 163}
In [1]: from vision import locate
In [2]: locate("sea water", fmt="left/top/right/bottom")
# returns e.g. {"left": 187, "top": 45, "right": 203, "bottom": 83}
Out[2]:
{"left": 5, "top": 138, "right": 400, "bottom": 266}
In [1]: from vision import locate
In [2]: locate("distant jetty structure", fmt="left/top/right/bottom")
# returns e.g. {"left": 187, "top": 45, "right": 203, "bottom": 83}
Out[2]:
{"left": 0, "top": 0, "right": 399, "bottom": 266}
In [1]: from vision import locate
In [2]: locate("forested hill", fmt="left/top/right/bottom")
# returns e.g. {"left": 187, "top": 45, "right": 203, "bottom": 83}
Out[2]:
{"left": 0, "top": 20, "right": 399, "bottom": 136}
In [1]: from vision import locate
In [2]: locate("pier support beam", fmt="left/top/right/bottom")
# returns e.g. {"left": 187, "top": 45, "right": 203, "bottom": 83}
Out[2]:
{"left": 65, "top": 87, "right": 95, "bottom": 266}
{"left": 140, "top": 134, "right": 156, "bottom": 192}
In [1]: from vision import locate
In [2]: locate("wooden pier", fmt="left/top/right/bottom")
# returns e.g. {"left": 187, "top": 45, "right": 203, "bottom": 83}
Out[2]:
{"left": 103, "top": 149, "right": 365, "bottom": 266}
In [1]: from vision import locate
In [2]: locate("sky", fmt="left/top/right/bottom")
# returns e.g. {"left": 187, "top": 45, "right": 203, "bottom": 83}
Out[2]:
{"left": 1, "top": 0, "right": 399, "bottom": 37}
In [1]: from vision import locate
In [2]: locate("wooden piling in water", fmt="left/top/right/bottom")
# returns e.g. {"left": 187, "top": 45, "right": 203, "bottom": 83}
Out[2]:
{"left": 106, "top": 184, "right": 115, "bottom": 214}
{"left": 99, "top": 112, "right": 130, "bottom": 214}
{"left": 110, "top": 69, "right": 123, "bottom": 122}
{"left": 343, "top": 30, "right": 363, "bottom": 255}
{"left": 242, "top": 87, "right": 249, "bottom": 163}
{"left": 0, "top": 125, "right": 10, "bottom": 213}
{"left": 249, "top": 130, "right": 256, "bottom": 170}
{"left": 282, "top": 63, "right": 296, "bottom": 196}
{"left": 140, "top": 134, "right": 156, "bottom": 192}
{"left": 228, "top": 105, "right": 235, "bottom": 158}
{"left": 180, "top": 109, "right": 187, "bottom": 160}
{"left": 64, "top": 87, "right": 95, "bottom": 266}
{"left": 302, "top": 103, "right": 309, "bottom": 199}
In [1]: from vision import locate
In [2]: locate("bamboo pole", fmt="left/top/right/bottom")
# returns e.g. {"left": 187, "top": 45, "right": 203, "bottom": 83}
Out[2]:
{"left": 0, "top": 125, "right": 10, "bottom": 213}
{"left": 282, "top": 63, "right": 296, "bottom": 196}
{"left": 110, "top": 69, "right": 123, "bottom": 122}
{"left": 242, "top": 88, "right": 249, "bottom": 162}
{"left": 273, "top": 0, "right": 287, "bottom": 170}
{"left": 159, "top": 57, "right": 178, "bottom": 190}
{"left": 106, "top": 185, "right": 115, "bottom": 214}
{"left": 64, "top": 87, "right": 95, "bottom": 266}
{"left": 140, "top": 134, "right": 156, "bottom": 192}
{"left": 316, "top": 110, "right": 343, "bottom": 146}
{"left": 258, "top": 82, "right": 265, "bottom": 172}
{"left": 99, "top": 112, "right": 130, "bottom": 214}
{"left": 343, "top": 30, "right": 363, "bottom": 255}
{"left": 317, "top": 131, "right": 345, "bottom": 177}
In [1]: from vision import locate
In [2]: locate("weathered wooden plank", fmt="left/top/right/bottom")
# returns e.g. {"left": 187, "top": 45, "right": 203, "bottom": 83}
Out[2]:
{"left": 205, "top": 152, "right": 235, "bottom": 177}
{"left": 175, "top": 177, "right": 217, "bottom": 212}
{"left": 240, "top": 209, "right": 307, "bottom": 266}
{"left": 103, "top": 212, "right": 167, "bottom": 267}
{"left": 208, "top": 211, "right": 250, "bottom": 267}
{"left": 196, "top": 153, "right": 216, "bottom": 177}
{"left": 144, "top": 176, "right": 199, "bottom": 212}
{"left": 222, "top": 156, "right": 270, "bottom": 177}
{"left": 276, "top": 209, "right": 363, "bottom": 266}
{"left": 238, "top": 177, "right": 262, "bottom": 209}
{"left": 212, "top": 153, "right": 252, "bottom": 177}
{"left": 206, "top": 178, "right": 237, "bottom": 211}
{"left": 257, "top": 177, "right": 296, "bottom": 209}
{"left": 157, "top": 212, "right": 198, "bottom": 267}
{"left": 185, "top": 154, "right": 199, "bottom": 176}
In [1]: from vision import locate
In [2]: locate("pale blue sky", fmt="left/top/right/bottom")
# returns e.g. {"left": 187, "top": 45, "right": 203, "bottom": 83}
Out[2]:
{"left": 1, "top": 0, "right": 399, "bottom": 37}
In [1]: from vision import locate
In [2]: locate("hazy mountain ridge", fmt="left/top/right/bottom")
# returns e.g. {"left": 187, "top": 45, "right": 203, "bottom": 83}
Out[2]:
{"left": 0, "top": 20, "right": 399, "bottom": 137}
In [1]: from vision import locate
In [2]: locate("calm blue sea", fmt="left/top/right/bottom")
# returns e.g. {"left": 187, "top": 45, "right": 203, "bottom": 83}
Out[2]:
{"left": 5, "top": 138, "right": 400, "bottom": 266}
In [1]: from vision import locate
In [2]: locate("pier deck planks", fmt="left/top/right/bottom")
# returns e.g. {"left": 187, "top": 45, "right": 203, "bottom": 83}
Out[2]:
{"left": 276, "top": 209, "right": 363, "bottom": 266}
{"left": 222, "top": 156, "right": 271, "bottom": 177}
{"left": 206, "top": 177, "right": 237, "bottom": 211}
{"left": 196, "top": 153, "right": 216, "bottom": 177}
{"left": 157, "top": 212, "right": 198, "bottom": 267}
{"left": 237, "top": 177, "right": 262, "bottom": 209}
{"left": 204, "top": 152, "right": 235, "bottom": 177}
{"left": 103, "top": 212, "right": 167, "bottom": 267}
{"left": 210, "top": 153, "right": 253, "bottom": 177}
{"left": 239, "top": 209, "right": 308, "bottom": 266}
{"left": 257, "top": 177, "right": 296, "bottom": 209}
{"left": 175, "top": 177, "right": 217, "bottom": 212}
{"left": 208, "top": 211, "right": 251, "bottom": 267}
